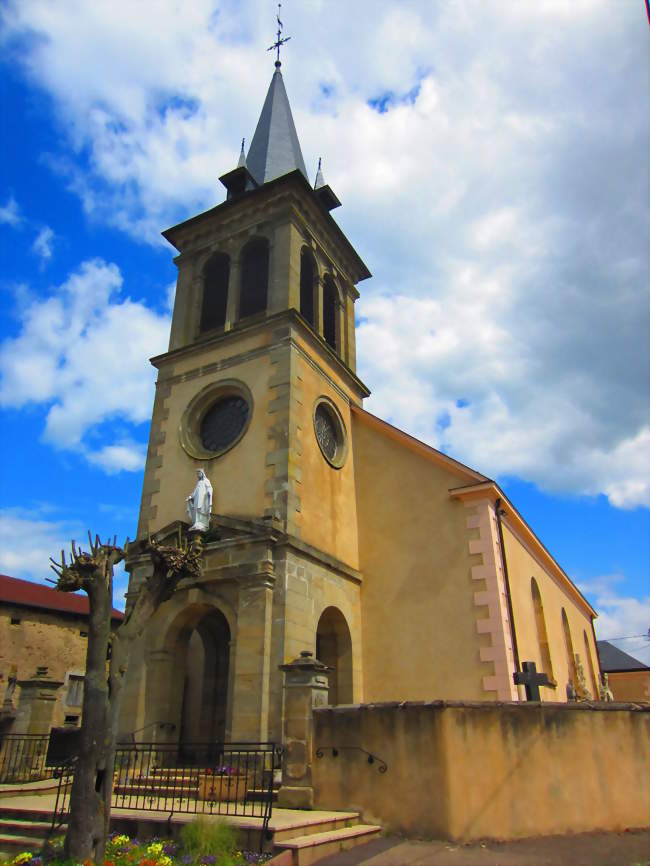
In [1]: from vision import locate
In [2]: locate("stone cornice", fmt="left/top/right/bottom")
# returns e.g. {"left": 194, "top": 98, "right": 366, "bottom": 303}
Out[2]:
{"left": 150, "top": 308, "right": 371, "bottom": 402}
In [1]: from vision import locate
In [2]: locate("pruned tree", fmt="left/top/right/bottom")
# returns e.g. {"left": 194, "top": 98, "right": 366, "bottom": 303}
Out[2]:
{"left": 50, "top": 531, "right": 202, "bottom": 863}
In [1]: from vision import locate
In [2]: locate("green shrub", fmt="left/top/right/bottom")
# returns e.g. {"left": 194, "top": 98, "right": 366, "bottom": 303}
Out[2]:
{"left": 179, "top": 817, "right": 240, "bottom": 866}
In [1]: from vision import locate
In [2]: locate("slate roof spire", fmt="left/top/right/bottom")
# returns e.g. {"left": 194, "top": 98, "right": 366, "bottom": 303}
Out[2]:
{"left": 246, "top": 65, "right": 308, "bottom": 186}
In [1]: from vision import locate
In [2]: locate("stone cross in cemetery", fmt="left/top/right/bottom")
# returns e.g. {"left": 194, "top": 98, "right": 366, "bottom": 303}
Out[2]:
{"left": 513, "top": 661, "right": 551, "bottom": 701}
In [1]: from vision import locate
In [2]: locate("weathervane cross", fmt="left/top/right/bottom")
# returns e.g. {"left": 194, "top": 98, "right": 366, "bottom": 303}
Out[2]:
{"left": 267, "top": 2, "right": 291, "bottom": 67}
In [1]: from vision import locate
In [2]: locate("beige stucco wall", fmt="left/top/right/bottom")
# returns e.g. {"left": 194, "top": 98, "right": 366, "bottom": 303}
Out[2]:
{"left": 292, "top": 346, "right": 360, "bottom": 569}
{"left": 312, "top": 701, "right": 650, "bottom": 841}
{"left": 138, "top": 331, "right": 273, "bottom": 537}
{"left": 0, "top": 605, "right": 89, "bottom": 734}
{"left": 352, "top": 415, "right": 493, "bottom": 702}
{"left": 503, "top": 523, "right": 601, "bottom": 699}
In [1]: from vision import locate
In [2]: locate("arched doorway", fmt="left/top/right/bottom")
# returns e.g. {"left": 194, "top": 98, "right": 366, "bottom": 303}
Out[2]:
{"left": 152, "top": 605, "right": 232, "bottom": 750}
{"left": 178, "top": 609, "right": 231, "bottom": 747}
{"left": 316, "top": 607, "right": 353, "bottom": 705}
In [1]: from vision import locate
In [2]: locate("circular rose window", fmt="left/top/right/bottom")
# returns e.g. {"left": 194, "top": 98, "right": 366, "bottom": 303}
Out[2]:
{"left": 179, "top": 380, "right": 253, "bottom": 460}
{"left": 200, "top": 396, "right": 249, "bottom": 452}
{"left": 313, "top": 398, "right": 347, "bottom": 468}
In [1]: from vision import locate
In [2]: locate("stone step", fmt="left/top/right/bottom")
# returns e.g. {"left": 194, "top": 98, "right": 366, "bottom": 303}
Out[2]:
{"left": 114, "top": 784, "right": 198, "bottom": 799}
{"left": 272, "top": 814, "right": 360, "bottom": 843}
{"left": 274, "top": 824, "right": 382, "bottom": 866}
{"left": 0, "top": 834, "right": 45, "bottom": 854}
{"left": 0, "top": 818, "right": 53, "bottom": 839}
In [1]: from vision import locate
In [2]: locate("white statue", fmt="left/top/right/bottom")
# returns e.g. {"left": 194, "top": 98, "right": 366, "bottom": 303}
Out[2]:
{"left": 186, "top": 468, "right": 213, "bottom": 532}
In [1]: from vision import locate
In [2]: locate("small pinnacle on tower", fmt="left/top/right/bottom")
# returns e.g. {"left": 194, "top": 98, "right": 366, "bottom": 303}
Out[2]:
{"left": 314, "top": 157, "right": 325, "bottom": 190}
{"left": 238, "top": 138, "right": 246, "bottom": 167}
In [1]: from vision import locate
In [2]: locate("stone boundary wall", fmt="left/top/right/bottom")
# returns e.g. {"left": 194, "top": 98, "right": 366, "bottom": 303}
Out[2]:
{"left": 312, "top": 700, "right": 649, "bottom": 842}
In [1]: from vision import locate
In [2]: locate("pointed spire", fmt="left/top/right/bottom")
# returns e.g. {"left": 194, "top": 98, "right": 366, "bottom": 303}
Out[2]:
{"left": 246, "top": 67, "right": 308, "bottom": 186}
{"left": 237, "top": 138, "right": 246, "bottom": 168}
{"left": 314, "top": 157, "right": 325, "bottom": 190}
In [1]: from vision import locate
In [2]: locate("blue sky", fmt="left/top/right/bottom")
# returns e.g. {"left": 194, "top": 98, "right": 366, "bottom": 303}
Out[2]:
{"left": 0, "top": 1, "right": 648, "bottom": 664}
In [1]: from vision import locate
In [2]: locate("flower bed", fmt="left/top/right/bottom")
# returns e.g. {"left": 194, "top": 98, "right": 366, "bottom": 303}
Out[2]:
{"left": 0, "top": 828, "right": 271, "bottom": 866}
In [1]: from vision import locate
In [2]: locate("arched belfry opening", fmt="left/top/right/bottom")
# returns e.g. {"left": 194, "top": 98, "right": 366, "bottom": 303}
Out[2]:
{"left": 322, "top": 274, "right": 339, "bottom": 352}
{"left": 300, "top": 247, "right": 316, "bottom": 328}
{"left": 240, "top": 237, "right": 269, "bottom": 319}
{"left": 316, "top": 606, "right": 353, "bottom": 705}
{"left": 200, "top": 253, "right": 230, "bottom": 333}
{"left": 155, "top": 606, "right": 231, "bottom": 750}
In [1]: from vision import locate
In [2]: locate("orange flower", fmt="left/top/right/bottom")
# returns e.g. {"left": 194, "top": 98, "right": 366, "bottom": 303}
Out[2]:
{"left": 104, "top": 860, "right": 115, "bottom": 866}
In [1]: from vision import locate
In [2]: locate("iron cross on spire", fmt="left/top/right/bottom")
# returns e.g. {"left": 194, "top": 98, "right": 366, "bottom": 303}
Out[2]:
{"left": 268, "top": 2, "right": 291, "bottom": 67}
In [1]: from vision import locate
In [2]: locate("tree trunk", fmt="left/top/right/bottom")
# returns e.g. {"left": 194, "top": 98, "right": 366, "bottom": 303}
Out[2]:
{"left": 64, "top": 579, "right": 112, "bottom": 861}
{"left": 54, "top": 533, "right": 202, "bottom": 862}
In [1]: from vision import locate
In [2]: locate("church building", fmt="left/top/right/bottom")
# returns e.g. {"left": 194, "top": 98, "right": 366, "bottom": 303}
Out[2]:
{"left": 120, "top": 59, "right": 601, "bottom": 748}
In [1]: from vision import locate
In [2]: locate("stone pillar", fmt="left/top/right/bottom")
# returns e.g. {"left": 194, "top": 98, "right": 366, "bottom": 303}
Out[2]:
{"left": 315, "top": 275, "right": 324, "bottom": 338}
{"left": 144, "top": 649, "right": 179, "bottom": 744}
{"left": 15, "top": 675, "right": 63, "bottom": 736}
{"left": 225, "top": 257, "right": 241, "bottom": 331}
{"left": 230, "top": 577, "right": 275, "bottom": 741}
{"left": 277, "top": 651, "right": 330, "bottom": 809}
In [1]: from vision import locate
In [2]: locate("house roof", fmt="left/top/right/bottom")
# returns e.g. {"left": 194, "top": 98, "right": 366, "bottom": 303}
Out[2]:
{"left": 597, "top": 639, "right": 649, "bottom": 672}
{"left": 0, "top": 574, "right": 124, "bottom": 622}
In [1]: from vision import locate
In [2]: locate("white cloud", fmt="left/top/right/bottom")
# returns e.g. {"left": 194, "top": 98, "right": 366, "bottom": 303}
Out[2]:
{"left": 32, "top": 225, "right": 55, "bottom": 262}
{"left": 1, "top": 1, "right": 648, "bottom": 505}
{"left": 87, "top": 440, "right": 147, "bottom": 474}
{"left": 0, "top": 507, "right": 83, "bottom": 581}
{"left": 0, "top": 507, "right": 129, "bottom": 609}
{"left": 581, "top": 573, "right": 650, "bottom": 664}
{"left": 0, "top": 195, "right": 22, "bottom": 226}
{"left": 0, "top": 259, "right": 169, "bottom": 469}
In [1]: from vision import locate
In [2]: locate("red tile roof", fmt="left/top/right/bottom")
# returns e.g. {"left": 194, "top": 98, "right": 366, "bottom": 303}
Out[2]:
{"left": 0, "top": 574, "right": 124, "bottom": 622}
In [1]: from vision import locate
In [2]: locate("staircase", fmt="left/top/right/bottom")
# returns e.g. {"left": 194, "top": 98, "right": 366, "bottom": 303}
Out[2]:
{"left": 0, "top": 806, "right": 65, "bottom": 857}
{"left": 271, "top": 811, "right": 381, "bottom": 866}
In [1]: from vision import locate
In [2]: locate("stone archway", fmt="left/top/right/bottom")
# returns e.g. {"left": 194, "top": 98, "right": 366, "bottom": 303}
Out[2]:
{"left": 178, "top": 608, "right": 231, "bottom": 747}
{"left": 316, "top": 606, "right": 353, "bottom": 705}
{"left": 147, "top": 602, "right": 232, "bottom": 748}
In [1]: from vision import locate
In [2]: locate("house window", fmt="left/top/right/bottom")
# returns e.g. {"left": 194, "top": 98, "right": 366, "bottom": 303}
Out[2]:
{"left": 10, "top": 617, "right": 21, "bottom": 625}
{"left": 66, "top": 674, "right": 84, "bottom": 707}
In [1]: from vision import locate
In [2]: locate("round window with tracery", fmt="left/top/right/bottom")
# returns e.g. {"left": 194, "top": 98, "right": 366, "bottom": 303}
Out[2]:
{"left": 178, "top": 379, "right": 253, "bottom": 460}
{"left": 200, "top": 396, "right": 249, "bottom": 453}
{"left": 313, "top": 399, "right": 347, "bottom": 468}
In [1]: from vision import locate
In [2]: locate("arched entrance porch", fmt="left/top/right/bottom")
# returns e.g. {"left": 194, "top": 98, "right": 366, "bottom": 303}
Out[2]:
{"left": 146, "top": 602, "right": 232, "bottom": 749}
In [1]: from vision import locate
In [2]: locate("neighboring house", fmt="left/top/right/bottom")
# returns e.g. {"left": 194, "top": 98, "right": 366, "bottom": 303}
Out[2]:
{"left": 597, "top": 639, "right": 650, "bottom": 702}
{"left": 0, "top": 574, "right": 124, "bottom": 737}
{"left": 118, "top": 62, "right": 604, "bottom": 749}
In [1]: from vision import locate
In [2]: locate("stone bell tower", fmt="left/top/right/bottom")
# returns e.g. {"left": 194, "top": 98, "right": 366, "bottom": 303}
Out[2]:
{"left": 123, "top": 59, "right": 371, "bottom": 745}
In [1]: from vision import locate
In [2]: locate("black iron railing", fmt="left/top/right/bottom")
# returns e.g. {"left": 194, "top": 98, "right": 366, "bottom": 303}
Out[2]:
{"left": 0, "top": 734, "right": 52, "bottom": 783}
{"left": 53, "top": 742, "right": 281, "bottom": 838}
